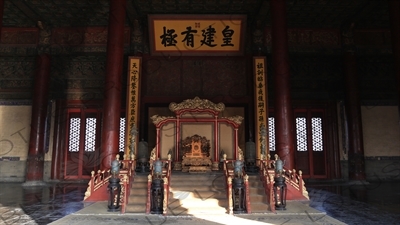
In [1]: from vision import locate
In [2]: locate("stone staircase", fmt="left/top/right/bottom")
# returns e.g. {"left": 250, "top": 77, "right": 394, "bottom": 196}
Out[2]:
{"left": 247, "top": 174, "right": 271, "bottom": 213}
{"left": 167, "top": 171, "right": 228, "bottom": 215}
{"left": 125, "top": 171, "right": 273, "bottom": 214}
{"left": 125, "top": 174, "right": 148, "bottom": 213}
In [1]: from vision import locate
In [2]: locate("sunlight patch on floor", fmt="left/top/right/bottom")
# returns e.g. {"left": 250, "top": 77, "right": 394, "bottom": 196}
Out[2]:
{"left": 194, "top": 214, "right": 275, "bottom": 225}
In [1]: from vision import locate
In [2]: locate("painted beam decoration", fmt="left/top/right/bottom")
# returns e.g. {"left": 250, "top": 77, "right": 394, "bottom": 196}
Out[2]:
{"left": 126, "top": 57, "right": 141, "bottom": 157}
{"left": 148, "top": 15, "right": 246, "bottom": 56}
{"left": 253, "top": 57, "right": 269, "bottom": 159}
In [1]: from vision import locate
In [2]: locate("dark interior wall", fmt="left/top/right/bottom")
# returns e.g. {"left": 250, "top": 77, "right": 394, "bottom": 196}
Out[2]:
{"left": 141, "top": 56, "right": 252, "bottom": 99}
{"left": 0, "top": 27, "right": 396, "bottom": 106}
{"left": 0, "top": 53, "right": 396, "bottom": 105}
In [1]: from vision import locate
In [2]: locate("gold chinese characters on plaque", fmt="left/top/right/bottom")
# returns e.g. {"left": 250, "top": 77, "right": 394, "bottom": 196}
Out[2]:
{"left": 126, "top": 57, "right": 141, "bottom": 154}
{"left": 148, "top": 15, "right": 246, "bottom": 56}
{"left": 253, "top": 57, "right": 269, "bottom": 159}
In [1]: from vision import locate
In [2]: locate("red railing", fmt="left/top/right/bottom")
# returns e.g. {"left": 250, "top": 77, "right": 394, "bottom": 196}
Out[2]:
{"left": 83, "top": 155, "right": 136, "bottom": 214}
{"left": 283, "top": 168, "right": 309, "bottom": 199}
{"left": 119, "top": 159, "right": 136, "bottom": 213}
{"left": 258, "top": 154, "right": 309, "bottom": 213}
{"left": 83, "top": 169, "right": 111, "bottom": 201}
{"left": 258, "top": 159, "right": 276, "bottom": 213}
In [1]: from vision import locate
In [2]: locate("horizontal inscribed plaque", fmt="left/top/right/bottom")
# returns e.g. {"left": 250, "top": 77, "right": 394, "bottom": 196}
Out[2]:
{"left": 148, "top": 15, "right": 246, "bottom": 56}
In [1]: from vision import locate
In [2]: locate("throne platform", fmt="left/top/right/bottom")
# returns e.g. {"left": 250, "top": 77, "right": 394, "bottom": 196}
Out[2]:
{"left": 150, "top": 97, "right": 244, "bottom": 172}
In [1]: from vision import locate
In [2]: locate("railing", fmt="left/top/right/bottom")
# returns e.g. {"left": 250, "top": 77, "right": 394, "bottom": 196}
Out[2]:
{"left": 283, "top": 168, "right": 309, "bottom": 199}
{"left": 83, "top": 155, "right": 136, "bottom": 214}
{"left": 258, "top": 154, "right": 309, "bottom": 213}
{"left": 223, "top": 159, "right": 234, "bottom": 214}
{"left": 146, "top": 154, "right": 172, "bottom": 215}
{"left": 222, "top": 157, "right": 251, "bottom": 214}
{"left": 258, "top": 158, "right": 276, "bottom": 213}
{"left": 84, "top": 169, "right": 112, "bottom": 201}
{"left": 119, "top": 159, "right": 136, "bottom": 213}
{"left": 162, "top": 158, "right": 172, "bottom": 214}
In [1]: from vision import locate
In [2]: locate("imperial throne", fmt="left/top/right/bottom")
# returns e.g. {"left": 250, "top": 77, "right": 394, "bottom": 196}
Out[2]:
{"left": 181, "top": 134, "right": 212, "bottom": 173}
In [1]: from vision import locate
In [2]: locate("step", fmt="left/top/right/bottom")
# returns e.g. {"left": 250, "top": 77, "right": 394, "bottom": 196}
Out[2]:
{"left": 249, "top": 187, "right": 267, "bottom": 195}
{"left": 169, "top": 190, "right": 227, "bottom": 201}
{"left": 125, "top": 174, "right": 150, "bottom": 213}
{"left": 125, "top": 204, "right": 147, "bottom": 213}
{"left": 250, "top": 202, "right": 271, "bottom": 213}
{"left": 129, "top": 187, "right": 147, "bottom": 195}
{"left": 126, "top": 172, "right": 274, "bottom": 214}
{"left": 128, "top": 195, "right": 147, "bottom": 203}
{"left": 249, "top": 194, "right": 267, "bottom": 202}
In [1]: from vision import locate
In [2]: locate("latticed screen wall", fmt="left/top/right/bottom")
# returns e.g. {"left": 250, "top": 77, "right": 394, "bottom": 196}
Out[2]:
{"left": 311, "top": 117, "right": 323, "bottom": 151}
{"left": 68, "top": 118, "right": 80, "bottom": 152}
{"left": 268, "top": 117, "right": 275, "bottom": 152}
{"left": 65, "top": 113, "right": 126, "bottom": 179}
{"left": 296, "top": 117, "right": 308, "bottom": 151}
{"left": 268, "top": 112, "right": 326, "bottom": 178}
{"left": 84, "top": 118, "right": 97, "bottom": 152}
{"left": 119, "top": 118, "right": 126, "bottom": 152}
{"left": 67, "top": 117, "right": 126, "bottom": 153}
{"left": 268, "top": 116, "right": 324, "bottom": 152}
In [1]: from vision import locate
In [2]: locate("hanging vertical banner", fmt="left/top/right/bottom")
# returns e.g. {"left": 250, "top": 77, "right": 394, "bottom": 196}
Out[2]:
{"left": 126, "top": 57, "right": 141, "bottom": 156}
{"left": 253, "top": 57, "right": 269, "bottom": 159}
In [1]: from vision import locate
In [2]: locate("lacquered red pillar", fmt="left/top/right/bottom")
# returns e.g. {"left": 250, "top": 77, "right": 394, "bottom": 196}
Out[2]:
{"left": 388, "top": 0, "right": 400, "bottom": 117}
{"left": 343, "top": 51, "right": 366, "bottom": 181}
{"left": 101, "top": 0, "right": 126, "bottom": 169}
{"left": 270, "top": 0, "right": 295, "bottom": 169}
{"left": 25, "top": 54, "right": 51, "bottom": 185}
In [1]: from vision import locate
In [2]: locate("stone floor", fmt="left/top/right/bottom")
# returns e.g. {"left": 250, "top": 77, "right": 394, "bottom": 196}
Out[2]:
{"left": 0, "top": 179, "right": 399, "bottom": 225}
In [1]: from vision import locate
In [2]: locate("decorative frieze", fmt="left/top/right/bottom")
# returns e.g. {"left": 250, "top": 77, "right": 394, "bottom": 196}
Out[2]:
{"left": 0, "top": 28, "right": 38, "bottom": 45}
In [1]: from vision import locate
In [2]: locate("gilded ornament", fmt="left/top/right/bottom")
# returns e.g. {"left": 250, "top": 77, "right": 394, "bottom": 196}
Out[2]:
{"left": 150, "top": 114, "right": 174, "bottom": 125}
{"left": 222, "top": 115, "right": 244, "bottom": 125}
{"left": 169, "top": 96, "right": 225, "bottom": 112}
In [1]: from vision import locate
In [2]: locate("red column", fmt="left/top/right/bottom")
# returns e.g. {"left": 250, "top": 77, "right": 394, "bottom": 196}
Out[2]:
{"left": 101, "top": 0, "right": 127, "bottom": 169}
{"left": 270, "top": 0, "right": 295, "bottom": 169}
{"left": 343, "top": 51, "right": 366, "bottom": 180}
{"left": 388, "top": 0, "right": 400, "bottom": 117}
{"left": 25, "top": 54, "right": 51, "bottom": 184}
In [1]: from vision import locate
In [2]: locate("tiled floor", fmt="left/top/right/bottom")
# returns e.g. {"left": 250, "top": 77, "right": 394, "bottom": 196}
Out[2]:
{"left": 0, "top": 180, "right": 399, "bottom": 225}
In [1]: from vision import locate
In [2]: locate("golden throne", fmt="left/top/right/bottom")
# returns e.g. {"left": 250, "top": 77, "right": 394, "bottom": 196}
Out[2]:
{"left": 181, "top": 134, "right": 212, "bottom": 173}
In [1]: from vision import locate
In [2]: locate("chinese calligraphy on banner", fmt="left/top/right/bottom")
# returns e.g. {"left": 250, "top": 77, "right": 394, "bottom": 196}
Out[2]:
{"left": 253, "top": 57, "right": 269, "bottom": 159}
{"left": 126, "top": 57, "right": 141, "bottom": 155}
{"left": 148, "top": 15, "right": 246, "bottom": 56}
